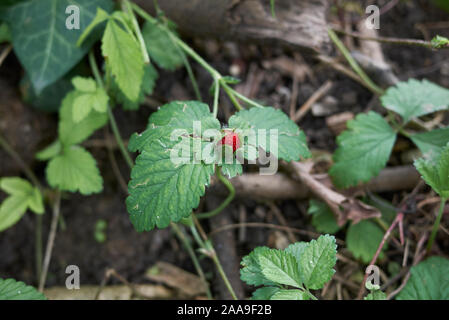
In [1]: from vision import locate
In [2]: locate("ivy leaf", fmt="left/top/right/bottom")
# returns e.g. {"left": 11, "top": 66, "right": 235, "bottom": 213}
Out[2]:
{"left": 102, "top": 17, "right": 144, "bottom": 102}
{"left": 329, "top": 111, "right": 397, "bottom": 188}
{"left": 299, "top": 234, "right": 337, "bottom": 290}
{"left": 71, "top": 77, "right": 108, "bottom": 122}
{"left": 142, "top": 20, "right": 183, "bottom": 70}
{"left": 0, "top": 177, "right": 44, "bottom": 232}
{"left": 411, "top": 127, "right": 449, "bottom": 159}
{"left": 271, "top": 289, "right": 309, "bottom": 300}
{"left": 127, "top": 101, "right": 220, "bottom": 231}
{"left": 414, "top": 143, "right": 449, "bottom": 199}
{"left": 308, "top": 199, "right": 341, "bottom": 234}
{"left": 46, "top": 146, "right": 103, "bottom": 195}
{"left": 4, "top": 0, "right": 113, "bottom": 92}
{"left": 0, "top": 278, "right": 46, "bottom": 300}
{"left": 381, "top": 79, "right": 449, "bottom": 123}
{"left": 240, "top": 247, "right": 277, "bottom": 287}
{"left": 258, "top": 248, "right": 303, "bottom": 288}
{"left": 346, "top": 220, "right": 386, "bottom": 263}
{"left": 59, "top": 91, "right": 108, "bottom": 146}
{"left": 397, "top": 256, "right": 449, "bottom": 300}
{"left": 229, "top": 106, "right": 311, "bottom": 162}
{"left": 251, "top": 287, "right": 280, "bottom": 300}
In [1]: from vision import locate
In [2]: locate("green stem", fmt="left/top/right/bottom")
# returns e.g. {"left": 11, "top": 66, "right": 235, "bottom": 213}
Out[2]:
{"left": 88, "top": 51, "right": 134, "bottom": 169}
{"left": 123, "top": 0, "right": 150, "bottom": 64}
{"left": 220, "top": 82, "right": 243, "bottom": 111}
{"left": 171, "top": 223, "right": 212, "bottom": 299}
{"left": 35, "top": 214, "right": 43, "bottom": 284}
{"left": 196, "top": 169, "right": 235, "bottom": 219}
{"left": 426, "top": 197, "right": 447, "bottom": 254}
{"left": 327, "top": 28, "right": 384, "bottom": 95}
{"left": 189, "top": 223, "right": 238, "bottom": 300}
{"left": 212, "top": 77, "right": 220, "bottom": 117}
{"left": 222, "top": 82, "right": 264, "bottom": 109}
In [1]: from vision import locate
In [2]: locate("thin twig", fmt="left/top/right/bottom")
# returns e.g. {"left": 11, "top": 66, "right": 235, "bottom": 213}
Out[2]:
{"left": 0, "top": 44, "right": 12, "bottom": 67}
{"left": 38, "top": 190, "right": 61, "bottom": 292}
{"left": 293, "top": 80, "right": 333, "bottom": 122}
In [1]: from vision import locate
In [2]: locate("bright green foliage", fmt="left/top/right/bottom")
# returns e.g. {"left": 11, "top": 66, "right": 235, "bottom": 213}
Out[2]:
{"left": 414, "top": 143, "right": 449, "bottom": 199}
{"left": 46, "top": 146, "right": 103, "bottom": 195}
{"left": 112, "top": 64, "right": 158, "bottom": 110}
{"left": 4, "top": 0, "right": 113, "bottom": 92}
{"left": 381, "top": 79, "right": 449, "bottom": 123}
{"left": 346, "top": 220, "right": 386, "bottom": 263}
{"left": 397, "top": 256, "right": 449, "bottom": 300}
{"left": 298, "top": 234, "right": 337, "bottom": 289}
{"left": 102, "top": 16, "right": 144, "bottom": 102}
{"left": 36, "top": 140, "right": 62, "bottom": 161}
{"left": 71, "top": 76, "right": 108, "bottom": 122}
{"left": 241, "top": 235, "right": 337, "bottom": 300}
{"left": 59, "top": 91, "right": 108, "bottom": 146}
{"left": 0, "top": 278, "right": 46, "bottom": 300}
{"left": 127, "top": 101, "right": 220, "bottom": 231}
{"left": 220, "top": 162, "right": 243, "bottom": 179}
{"left": 308, "top": 199, "right": 341, "bottom": 234}
{"left": 94, "top": 219, "right": 107, "bottom": 243}
{"left": 411, "top": 127, "right": 449, "bottom": 159}
{"left": 142, "top": 20, "right": 183, "bottom": 70}
{"left": 329, "top": 111, "right": 396, "bottom": 188}
{"left": 228, "top": 106, "right": 311, "bottom": 161}
{"left": 0, "top": 177, "right": 44, "bottom": 232}
{"left": 364, "top": 283, "right": 386, "bottom": 300}
{"left": 431, "top": 35, "right": 449, "bottom": 49}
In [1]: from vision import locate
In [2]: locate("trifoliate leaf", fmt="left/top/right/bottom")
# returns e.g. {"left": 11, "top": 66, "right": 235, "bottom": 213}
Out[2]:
{"left": 414, "top": 143, "right": 449, "bottom": 199}
{"left": 72, "top": 76, "right": 96, "bottom": 92}
{"left": 299, "top": 234, "right": 337, "bottom": 290}
{"left": 258, "top": 248, "right": 303, "bottom": 288}
{"left": 240, "top": 247, "right": 278, "bottom": 287}
{"left": 127, "top": 101, "right": 220, "bottom": 231}
{"left": 59, "top": 91, "right": 108, "bottom": 146}
{"left": 329, "top": 111, "right": 396, "bottom": 188}
{"left": 251, "top": 287, "right": 280, "bottom": 300}
{"left": 397, "top": 256, "right": 449, "bottom": 300}
{"left": 102, "top": 18, "right": 144, "bottom": 102}
{"left": 36, "top": 140, "right": 62, "bottom": 161}
{"left": 228, "top": 106, "right": 311, "bottom": 162}
{"left": 71, "top": 77, "right": 109, "bottom": 122}
{"left": 0, "top": 278, "right": 46, "bottom": 300}
{"left": 411, "top": 127, "right": 449, "bottom": 159}
{"left": 142, "top": 20, "right": 183, "bottom": 70}
{"left": 270, "top": 289, "right": 309, "bottom": 300}
{"left": 0, "top": 177, "right": 44, "bottom": 232}
{"left": 308, "top": 199, "right": 341, "bottom": 234}
{"left": 346, "top": 220, "right": 386, "bottom": 263}
{"left": 381, "top": 79, "right": 449, "bottom": 123}
{"left": 4, "top": 0, "right": 113, "bottom": 92}
{"left": 46, "top": 146, "right": 103, "bottom": 195}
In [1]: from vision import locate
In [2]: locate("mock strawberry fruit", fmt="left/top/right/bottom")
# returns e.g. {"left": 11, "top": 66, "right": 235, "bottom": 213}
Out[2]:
{"left": 220, "top": 130, "right": 241, "bottom": 152}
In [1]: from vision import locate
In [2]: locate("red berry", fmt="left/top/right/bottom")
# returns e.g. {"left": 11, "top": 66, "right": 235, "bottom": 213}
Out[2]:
{"left": 220, "top": 130, "right": 241, "bottom": 152}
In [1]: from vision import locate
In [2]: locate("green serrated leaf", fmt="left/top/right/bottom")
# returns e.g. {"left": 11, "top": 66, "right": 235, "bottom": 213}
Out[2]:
{"left": 5, "top": 0, "right": 113, "bottom": 92}
{"left": 251, "top": 287, "right": 280, "bottom": 300}
{"left": 258, "top": 249, "right": 303, "bottom": 288}
{"left": 299, "top": 234, "right": 337, "bottom": 290}
{"left": 0, "top": 278, "right": 46, "bottom": 300}
{"left": 381, "top": 79, "right": 449, "bottom": 123}
{"left": 330, "top": 111, "right": 397, "bottom": 188}
{"left": 220, "top": 162, "right": 243, "bottom": 179}
{"left": 365, "top": 290, "right": 387, "bottom": 300}
{"left": 271, "top": 289, "right": 309, "bottom": 300}
{"left": 308, "top": 199, "right": 341, "bottom": 234}
{"left": 59, "top": 91, "right": 108, "bottom": 146}
{"left": 77, "top": 7, "right": 110, "bottom": 47}
{"left": 229, "top": 106, "right": 311, "bottom": 162}
{"left": 72, "top": 76, "right": 96, "bottom": 92}
{"left": 414, "top": 143, "right": 449, "bottom": 199}
{"left": 71, "top": 78, "right": 109, "bottom": 122}
{"left": 397, "top": 256, "right": 449, "bottom": 300}
{"left": 431, "top": 35, "right": 449, "bottom": 49}
{"left": 36, "top": 140, "right": 62, "bottom": 161}
{"left": 46, "top": 146, "right": 103, "bottom": 195}
{"left": 142, "top": 20, "right": 183, "bottom": 70}
{"left": 346, "top": 220, "right": 386, "bottom": 263}
{"left": 240, "top": 246, "right": 278, "bottom": 287}
{"left": 0, "top": 177, "right": 44, "bottom": 232}
{"left": 102, "top": 18, "right": 144, "bottom": 102}
{"left": 284, "top": 242, "right": 309, "bottom": 264}
{"left": 127, "top": 101, "right": 220, "bottom": 231}
{"left": 411, "top": 127, "right": 449, "bottom": 159}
